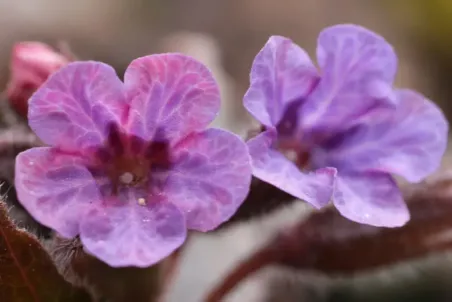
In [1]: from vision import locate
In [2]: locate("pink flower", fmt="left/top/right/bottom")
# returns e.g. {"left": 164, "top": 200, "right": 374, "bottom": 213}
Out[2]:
{"left": 7, "top": 42, "right": 70, "bottom": 117}
{"left": 15, "top": 54, "right": 252, "bottom": 267}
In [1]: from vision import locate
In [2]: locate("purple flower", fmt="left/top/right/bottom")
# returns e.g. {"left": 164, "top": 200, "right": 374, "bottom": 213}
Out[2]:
{"left": 14, "top": 54, "right": 252, "bottom": 267}
{"left": 244, "top": 24, "right": 448, "bottom": 227}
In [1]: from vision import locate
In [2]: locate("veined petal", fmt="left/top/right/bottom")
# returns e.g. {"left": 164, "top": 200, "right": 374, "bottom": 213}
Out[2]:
{"left": 244, "top": 36, "right": 319, "bottom": 128}
{"left": 152, "top": 128, "right": 252, "bottom": 232}
{"left": 302, "top": 24, "right": 398, "bottom": 132}
{"left": 28, "top": 62, "right": 127, "bottom": 152}
{"left": 333, "top": 172, "right": 409, "bottom": 227}
{"left": 14, "top": 147, "right": 100, "bottom": 237}
{"left": 247, "top": 129, "right": 336, "bottom": 208}
{"left": 313, "top": 89, "right": 448, "bottom": 183}
{"left": 80, "top": 188, "right": 186, "bottom": 268}
{"left": 124, "top": 54, "right": 220, "bottom": 144}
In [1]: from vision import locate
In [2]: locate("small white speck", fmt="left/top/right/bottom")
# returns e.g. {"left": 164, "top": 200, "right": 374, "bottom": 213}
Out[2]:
{"left": 284, "top": 150, "right": 298, "bottom": 162}
{"left": 119, "top": 172, "right": 134, "bottom": 184}
{"left": 138, "top": 198, "right": 146, "bottom": 206}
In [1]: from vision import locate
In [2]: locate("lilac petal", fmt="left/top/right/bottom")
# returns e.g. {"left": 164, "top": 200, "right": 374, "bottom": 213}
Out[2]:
{"left": 124, "top": 54, "right": 220, "bottom": 143}
{"left": 14, "top": 147, "right": 100, "bottom": 237}
{"left": 302, "top": 24, "right": 398, "bottom": 131}
{"left": 333, "top": 172, "right": 409, "bottom": 227}
{"left": 28, "top": 62, "right": 127, "bottom": 152}
{"left": 317, "top": 24, "right": 397, "bottom": 82}
{"left": 247, "top": 129, "right": 336, "bottom": 208}
{"left": 154, "top": 128, "right": 252, "bottom": 232}
{"left": 313, "top": 89, "right": 448, "bottom": 183}
{"left": 80, "top": 189, "right": 186, "bottom": 268}
{"left": 244, "top": 36, "right": 319, "bottom": 128}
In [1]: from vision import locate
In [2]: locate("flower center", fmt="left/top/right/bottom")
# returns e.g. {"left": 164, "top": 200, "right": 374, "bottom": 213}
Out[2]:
{"left": 296, "top": 151, "right": 310, "bottom": 169}
{"left": 105, "top": 155, "right": 151, "bottom": 196}
{"left": 276, "top": 138, "right": 311, "bottom": 169}
{"left": 97, "top": 123, "right": 172, "bottom": 205}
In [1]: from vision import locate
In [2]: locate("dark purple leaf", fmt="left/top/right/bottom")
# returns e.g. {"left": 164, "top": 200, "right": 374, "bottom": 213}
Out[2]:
{"left": 0, "top": 199, "right": 91, "bottom": 302}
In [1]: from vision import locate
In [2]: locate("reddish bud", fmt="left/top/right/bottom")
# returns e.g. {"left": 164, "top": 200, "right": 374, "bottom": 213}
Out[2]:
{"left": 6, "top": 42, "right": 70, "bottom": 117}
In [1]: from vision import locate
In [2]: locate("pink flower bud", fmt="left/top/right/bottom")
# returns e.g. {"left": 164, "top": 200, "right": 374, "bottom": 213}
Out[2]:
{"left": 7, "top": 42, "right": 70, "bottom": 117}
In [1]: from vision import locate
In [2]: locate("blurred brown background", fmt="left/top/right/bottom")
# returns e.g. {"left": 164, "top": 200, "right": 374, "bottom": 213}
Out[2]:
{"left": 2, "top": 0, "right": 452, "bottom": 301}
{"left": 2, "top": 0, "right": 452, "bottom": 124}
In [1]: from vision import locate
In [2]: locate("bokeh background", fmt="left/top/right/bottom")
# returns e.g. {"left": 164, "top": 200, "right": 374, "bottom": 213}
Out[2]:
{"left": 2, "top": 1, "right": 452, "bottom": 301}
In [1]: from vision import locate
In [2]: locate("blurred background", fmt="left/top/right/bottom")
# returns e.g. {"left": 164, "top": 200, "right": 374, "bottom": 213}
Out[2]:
{"left": 2, "top": 0, "right": 452, "bottom": 301}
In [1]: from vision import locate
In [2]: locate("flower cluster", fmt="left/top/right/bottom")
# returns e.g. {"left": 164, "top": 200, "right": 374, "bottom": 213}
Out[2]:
{"left": 13, "top": 24, "right": 448, "bottom": 267}
{"left": 244, "top": 24, "right": 448, "bottom": 227}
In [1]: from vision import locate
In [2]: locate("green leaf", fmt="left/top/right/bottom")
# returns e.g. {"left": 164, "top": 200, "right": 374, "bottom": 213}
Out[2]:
{"left": 0, "top": 199, "right": 91, "bottom": 302}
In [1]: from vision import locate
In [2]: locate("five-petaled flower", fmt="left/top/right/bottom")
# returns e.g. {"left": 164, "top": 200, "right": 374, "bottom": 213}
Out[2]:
{"left": 14, "top": 54, "right": 252, "bottom": 267}
{"left": 7, "top": 42, "right": 70, "bottom": 117}
{"left": 244, "top": 24, "right": 448, "bottom": 227}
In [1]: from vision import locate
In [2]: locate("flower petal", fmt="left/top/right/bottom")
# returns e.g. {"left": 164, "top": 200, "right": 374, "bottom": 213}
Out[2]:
{"left": 154, "top": 128, "right": 252, "bottom": 232}
{"left": 124, "top": 54, "right": 220, "bottom": 143}
{"left": 244, "top": 36, "right": 319, "bottom": 128}
{"left": 302, "top": 24, "right": 398, "bottom": 131}
{"left": 333, "top": 172, "right": 409, "bottom": 227}
{"left": 28, "top": 62, "right": 127, "bottom": 152}
{"left": 14, "top": 147, "right": 100, "bottom": 237}
{"left": 247, "top": 130, "right": 336, "bottom": 208}
{"left": 312, "top": 89, "right": 448, "bottom": 183}
{"left": 80, "top": 189, "right": 186, "bottom": 268}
